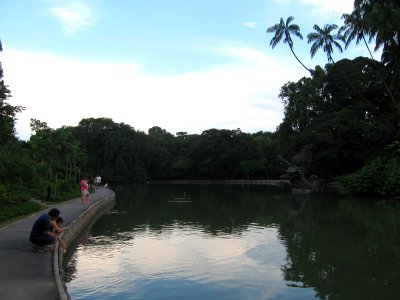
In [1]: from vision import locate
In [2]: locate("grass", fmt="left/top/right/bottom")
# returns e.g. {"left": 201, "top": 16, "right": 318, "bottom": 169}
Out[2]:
{"left": 0, "top": 191, "right": 83, "bottom": 228}
{"left": 0, "top": 201, "right": 45, "bottom": 228}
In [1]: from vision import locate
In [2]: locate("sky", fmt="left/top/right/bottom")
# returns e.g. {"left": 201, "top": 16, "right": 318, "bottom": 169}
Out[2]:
{"left": 1, "top": 0, "right": 371, "bottom": 140}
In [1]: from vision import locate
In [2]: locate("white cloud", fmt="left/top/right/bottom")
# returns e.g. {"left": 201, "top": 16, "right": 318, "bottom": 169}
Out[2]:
{"left": 49, "top": 1, "right": 96, "bottom": 34}
{"left": 241, "top": 22, "right": 257, "bottom": 29}
{"left": 2, "top": 47, "right": 303, "bottom": 140}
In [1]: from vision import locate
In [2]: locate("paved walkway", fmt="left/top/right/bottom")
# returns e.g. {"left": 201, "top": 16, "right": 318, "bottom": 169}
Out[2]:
{"left": 0, "top": 188, "right": 115, "bottom": 300}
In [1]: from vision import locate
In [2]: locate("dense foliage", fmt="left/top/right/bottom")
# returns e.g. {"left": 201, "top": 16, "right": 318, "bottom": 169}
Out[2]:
{"left": 74, "top": 119, "right": 281, "bottom": 182}
{"left": 267, "top": 0, "right": 400, "bottom": 195}
{"left": 276, "top": 57, "right": 399, "bottom": 179}
{"left": 0, "top": 1, "right": 399, "bottom": 221}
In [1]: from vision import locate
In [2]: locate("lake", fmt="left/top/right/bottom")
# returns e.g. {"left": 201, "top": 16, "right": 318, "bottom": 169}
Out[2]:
{"left": 64, "top": 184, "right": 400, "bottom": 300}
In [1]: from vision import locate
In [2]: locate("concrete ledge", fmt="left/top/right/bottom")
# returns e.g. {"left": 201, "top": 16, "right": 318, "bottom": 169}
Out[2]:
{"left": 54, "top": 191, "right": 116, "bottom": 300}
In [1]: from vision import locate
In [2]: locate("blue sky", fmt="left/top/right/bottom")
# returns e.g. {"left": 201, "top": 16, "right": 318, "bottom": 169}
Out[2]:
{"left": 1, "top": 0, "right": 370, "bottom": 140}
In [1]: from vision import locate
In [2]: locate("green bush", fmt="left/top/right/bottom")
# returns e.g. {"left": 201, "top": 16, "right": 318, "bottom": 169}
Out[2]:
{"left": 0, "top": 201, "right": 42, "bottom": 222}
{"left": 0, "top": 183, "right": 13, "bottom": 205}
{"left": 339, "top": 156, "right": 400, "bottom": 196}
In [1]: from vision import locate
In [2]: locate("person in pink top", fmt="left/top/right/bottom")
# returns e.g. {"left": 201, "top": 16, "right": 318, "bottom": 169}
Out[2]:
{"left": 80, "top": 178, "right": 90, "bottom": 204}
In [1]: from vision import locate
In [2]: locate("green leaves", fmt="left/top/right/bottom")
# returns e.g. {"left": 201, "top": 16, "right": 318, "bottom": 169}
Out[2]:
{"left": 339, "top": 156, "right": 400, "bottom": 196}
{"left": 277, "top": 56, "right": 399, "bottom": 180}
{"left": 267, "top": 16, "right": 303, "bottom": 48}
{"left": 307, "top": 24, "right": 344, "bottom": 63}
{"left": 267, "top": 17, "right": 312, "bottom": 74}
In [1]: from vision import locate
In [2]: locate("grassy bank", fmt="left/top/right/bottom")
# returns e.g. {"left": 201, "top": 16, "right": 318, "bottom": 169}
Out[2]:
{"left": 0, "top": 190, "right": 81, "bottom": 228}
{"left": 0, "top": 201, "right": 44, "bottom": 227}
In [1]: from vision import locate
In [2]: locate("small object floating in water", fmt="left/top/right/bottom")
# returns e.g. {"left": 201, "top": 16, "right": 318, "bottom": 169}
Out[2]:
{"left": 169, "top": 192, "right": 191, "bottom": 202}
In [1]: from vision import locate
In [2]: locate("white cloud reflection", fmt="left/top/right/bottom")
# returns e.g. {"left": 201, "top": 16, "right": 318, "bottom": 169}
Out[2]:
{"left": 68, "top": 226, "right": 287, "bottom": 298}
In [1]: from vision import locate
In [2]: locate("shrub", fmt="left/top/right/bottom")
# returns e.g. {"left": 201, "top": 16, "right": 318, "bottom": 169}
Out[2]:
{"left": 339, "top": 156, "right": 400, "bottom": 196}
{"left": 0, "top": 202, "right": 42, "bottom": 222}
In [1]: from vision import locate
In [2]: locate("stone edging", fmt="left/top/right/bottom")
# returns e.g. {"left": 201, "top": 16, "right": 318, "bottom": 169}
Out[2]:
{"left": 53, "top": 192, "right": 116, "bottom": 300}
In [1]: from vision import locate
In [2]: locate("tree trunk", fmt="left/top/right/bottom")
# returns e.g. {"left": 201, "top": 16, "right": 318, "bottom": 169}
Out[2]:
{"left": 289, "top": 45, "right": 313, "bottom": 75}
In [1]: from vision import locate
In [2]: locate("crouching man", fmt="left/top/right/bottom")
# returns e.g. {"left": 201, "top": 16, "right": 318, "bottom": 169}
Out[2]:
{"left": 29, "top": 208, "right": 60, "bottom": 251}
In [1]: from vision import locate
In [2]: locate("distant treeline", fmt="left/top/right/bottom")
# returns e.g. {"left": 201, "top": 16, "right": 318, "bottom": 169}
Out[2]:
{"left": 31, "top": 118, "right": 283, "bottom": 183}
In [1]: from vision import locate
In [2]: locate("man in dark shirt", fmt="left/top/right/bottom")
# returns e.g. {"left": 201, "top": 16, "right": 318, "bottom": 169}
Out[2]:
{"left": 29, "top": 208, "right": 60, "bottom": 250}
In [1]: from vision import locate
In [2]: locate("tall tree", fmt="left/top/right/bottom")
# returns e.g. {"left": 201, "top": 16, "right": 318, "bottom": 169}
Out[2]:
{"left": 360, "top": 1, "right": 400, "bottom": 53}
{"left": 352, "top": 0, "right": 400, "bottom": 116}
{"left": 147, "top": 126, "right": 176, "bottom": 180}
{"left": 267, "top": 17, "right": 313, "bottom": 74}
{"left": 340, "top": 8, "right": 374, "bottom": 59}
{"left": 341, "top": 7, "right": 399, "bottom": 117}
{"left": 0, "top": 39, "right": 24, "bottom": 143}
{"left": 307, "top": 24, "right": 344, "bottom": 63}
{"left": 353, "top": 0, "right": 400, "bottom": 75}
{"left": 277, "top": 57, "right": 398, "bottom": 179}
{"left": 0, "top": 38, "right": 3, "bottom": 79}
{"left": 0, "top": 85, "right": 23, "bottom": 143}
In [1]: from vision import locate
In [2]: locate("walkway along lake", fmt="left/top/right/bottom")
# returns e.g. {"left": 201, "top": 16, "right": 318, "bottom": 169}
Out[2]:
{"left": 63, "top": 183, "right": 400, "bottom": 300}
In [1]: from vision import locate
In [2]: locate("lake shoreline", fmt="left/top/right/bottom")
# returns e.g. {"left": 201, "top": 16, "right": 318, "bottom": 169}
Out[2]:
{"left": 148, "top": 179, "right": 343, "bottom": 191}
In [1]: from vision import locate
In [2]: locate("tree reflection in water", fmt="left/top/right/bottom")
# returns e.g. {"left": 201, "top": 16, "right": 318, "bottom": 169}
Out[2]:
{"left": 64, "top": 184, "right": 400, "bottom": 300}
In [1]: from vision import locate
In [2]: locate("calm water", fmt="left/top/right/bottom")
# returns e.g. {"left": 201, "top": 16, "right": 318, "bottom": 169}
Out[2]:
{"left": 64, "top": 184, "right": 400, "bottom": 300}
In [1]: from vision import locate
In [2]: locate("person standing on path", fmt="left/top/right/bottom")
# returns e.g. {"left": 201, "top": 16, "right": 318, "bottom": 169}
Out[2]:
{"left": 29, "top": 208, "right": 60, "bottom": 250}
{"left": 95, "top": 175, "right": 102, "bottom": 188}
{"left": 80, "top": 178, "right": 90, "bottom": 204}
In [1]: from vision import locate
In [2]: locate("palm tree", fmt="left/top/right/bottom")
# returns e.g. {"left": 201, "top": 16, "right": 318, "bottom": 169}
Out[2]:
{"left": 307, "top": 24, "right": 344, "bottom": 63}
{"left": 341, "top": 7, "right": 400, "bottom": 116}
{"left": 367, "top": 1, "right": 400, "bottom": 91}
{"left": 353, "top": 1, "right": 400, "bottom": 72}
{"left": 267, "top": 16, "right": 313, "bottom": 74}
{"left": 340, "top": 9, "right": 374, "bottom": 59}
{"left": 367, "top": 2, "right": 399, "bottom": 52}
{"left": 350, "top": 1, "right": 400, "bottom": 116}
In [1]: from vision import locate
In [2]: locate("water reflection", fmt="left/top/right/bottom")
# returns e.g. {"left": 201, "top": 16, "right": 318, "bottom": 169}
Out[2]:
{"left": 65, "top": 184, "right": 400, "bottom": 300}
